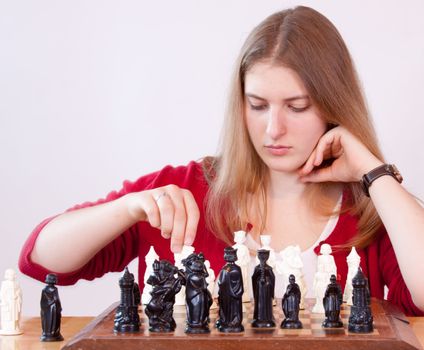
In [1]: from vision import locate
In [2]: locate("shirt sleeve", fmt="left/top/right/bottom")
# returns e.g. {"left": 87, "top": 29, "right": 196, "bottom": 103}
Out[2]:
{"left": 18, "top": 162, "right": 203, "bottom": 286}
{"left": 378, "top": 229, "right": 424, "bottom": 316}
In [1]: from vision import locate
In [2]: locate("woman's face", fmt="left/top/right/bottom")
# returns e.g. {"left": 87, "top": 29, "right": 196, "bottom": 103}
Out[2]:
{"left": 244, "top": 62, "right": 327, "bottom": 174}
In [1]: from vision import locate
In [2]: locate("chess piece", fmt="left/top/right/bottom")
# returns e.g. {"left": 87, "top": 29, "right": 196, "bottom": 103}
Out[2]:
{"left": 322, "top": 274, "right": 343, "bottom": 328}
{"left": 281, "top": 274, "right": 302, "bottom": 329}
{"left": 40, "top": 274, "right": 64, "bottom": 341}
{"left": 216, "top": 247, "right": 244, "bottom": 333}
{"left": 182, "top": 253, "right": 212, "bottom": 333}
{"left": 114, "top": 267, "right": 140, "bottom": 333}
{"left": 233, "top": 230, "right": 251, "bottom": 302}
{"left": 312, "top": 243, "right": 336, "bottom": 313}
{"left": 343, "top": 247, "right": 361, "bottom": 305}
{"left": 312, "top": 271, "right": 327, "bottom": 313}
{"left": 256, "top": 235, "right": 276, "bottom": 268}
{"left": 251, "top": 249, "right": 275, "bottom": 328}
{"left": 348, "top": 267, "right": 374, "bottom": 333}
{"left": 0, "top": 269, "right": 23, "bottom": 335}
{"left": 277, "top": 245, "right": 307, "bottom": 309}
{"left": 174, "top": 245, "right": 195, "bottom": 305}
{"left": 133, "top": 282, "right": 141, "bottom": 306}
{"left": 142, "top": 246, "right": 159, "bottom": 305}
{"left": 318, "top": 243, "right": 337, "bottom": 275}
{"left": 204, "top": 260, "right": 217, "bottom": 309}
{"left": 145, "top": 259, "right": 184, "bottom": 332}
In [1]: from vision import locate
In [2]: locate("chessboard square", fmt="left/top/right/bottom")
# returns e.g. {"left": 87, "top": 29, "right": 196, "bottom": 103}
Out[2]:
{"left": 311, "top": 328, "right": 346, "bottom": 336}
{"left": 278, "top": 328, "right": 311, "bottom": 336}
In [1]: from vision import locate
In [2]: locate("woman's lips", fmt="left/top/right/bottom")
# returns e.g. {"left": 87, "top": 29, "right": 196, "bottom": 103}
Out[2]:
{"left": 264, "top": 145, "right": 292, "bottom": 156}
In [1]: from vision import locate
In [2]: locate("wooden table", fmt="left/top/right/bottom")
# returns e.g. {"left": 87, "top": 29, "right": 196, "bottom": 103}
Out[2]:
{"left": 1, "top": 316, "right": 423, "bottom": 350}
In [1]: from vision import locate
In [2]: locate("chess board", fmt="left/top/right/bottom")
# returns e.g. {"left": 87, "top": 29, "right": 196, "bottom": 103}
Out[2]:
{"left": 62, "top": 298, "right": 422, "bottom": 350}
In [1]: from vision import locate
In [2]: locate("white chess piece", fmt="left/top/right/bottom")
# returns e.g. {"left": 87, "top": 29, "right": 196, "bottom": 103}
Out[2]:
{"left": 142, "top": 246, "right": 159, "bottom": 305}
{"left": 174, "top": 245, "right": 195, "bottom": 305}
{"left": 312, "top": 244, "right": 336, "bottom": 313}
{"left": 343, "top": 247, "right": 361, "bottom": 305}
{"left": 277, "top": 245, "right": 307, "bottom": 309}
{"left": 0, "top": 269, "right": 23, "bottom": 335}
{"left": 204, "top": 260, "right": 218, "bottom": 309}
{"left": 233, "top": 230, "right": 251, "bottom": 302}
{"left": 256, "top": 235, "right": 276, "bottom": 268}
{"left": 311, "top": 271, "right": 327, "bottom": 313}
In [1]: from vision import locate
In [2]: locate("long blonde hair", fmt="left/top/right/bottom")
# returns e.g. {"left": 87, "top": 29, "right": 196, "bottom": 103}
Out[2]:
{"left": 205, "top": 6, "right": 384, "bottom": 248}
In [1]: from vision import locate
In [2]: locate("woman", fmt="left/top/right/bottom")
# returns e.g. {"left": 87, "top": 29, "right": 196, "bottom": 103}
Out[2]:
{"left": 19, "top": 6, "right": 424, "bottom": 316}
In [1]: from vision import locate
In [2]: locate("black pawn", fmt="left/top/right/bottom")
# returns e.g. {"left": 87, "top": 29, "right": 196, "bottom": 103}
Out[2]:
{"left": 252, "top": 249, "right": 275, "bottom": 328}
{"left": 40, "top": 273, "right": 64, "bottom": 342}
{"left": 216, "top": 247, "right": 244, "bottom": 333}
{"left": 280, "top": 274, "right": 302, "bottom": 329}
{"left": 322, "top": 274, "right": 343, "bottom": 328}
{"left": 114, "top": 267, "right": 140, "bottom": 333}
{"left": 348, "top": 267, "right": 374, "bottom": 333}
{"left": 182, "top": 253, "right": 212, "bottom": 334}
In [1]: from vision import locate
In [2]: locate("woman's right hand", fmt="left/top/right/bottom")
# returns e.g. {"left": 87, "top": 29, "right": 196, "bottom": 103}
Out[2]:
{"left": 124, "top": 185, "right": 200, "bottom": 253}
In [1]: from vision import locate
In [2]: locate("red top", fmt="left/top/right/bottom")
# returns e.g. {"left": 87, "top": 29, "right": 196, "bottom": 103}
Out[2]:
{"left": 19, "top": 161, "right": 424, "bottom": 316}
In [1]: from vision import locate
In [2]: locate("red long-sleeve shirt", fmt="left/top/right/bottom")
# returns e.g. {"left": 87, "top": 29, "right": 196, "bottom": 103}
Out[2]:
{"left": 18, "top": 160, "right": 424, "bottom": 316}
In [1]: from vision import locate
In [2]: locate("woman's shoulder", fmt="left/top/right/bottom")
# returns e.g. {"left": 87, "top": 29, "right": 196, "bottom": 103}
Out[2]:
{"left": 124, "top": 157, "right": 215, "bottom": 193}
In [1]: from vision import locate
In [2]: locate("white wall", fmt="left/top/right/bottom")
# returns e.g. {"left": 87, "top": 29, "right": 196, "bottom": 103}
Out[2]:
{"left": 1, "top": 0, "right": 423, "bottom": 316}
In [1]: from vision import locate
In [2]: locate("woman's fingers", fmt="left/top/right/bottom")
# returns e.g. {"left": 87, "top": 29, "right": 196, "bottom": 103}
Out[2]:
{"left": 182, "top": 189, "right": 200, "bottom": 246}
{"left": 141, "top": 185, "right": 199, "bottom": 253}
{"left": 153, "top": 190, "right": 175, "bottom": 239}
{"left": 164, "top": 185, "right": 187, "bottom": 252}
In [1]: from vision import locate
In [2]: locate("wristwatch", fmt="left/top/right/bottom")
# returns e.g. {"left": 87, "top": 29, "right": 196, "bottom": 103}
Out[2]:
{"left": 360, "top": 164, "right": 403, "bottom": 197}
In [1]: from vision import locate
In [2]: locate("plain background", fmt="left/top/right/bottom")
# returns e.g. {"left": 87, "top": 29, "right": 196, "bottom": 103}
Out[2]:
{"left": 1, "top": 1, "right": 423, "bottom": 316}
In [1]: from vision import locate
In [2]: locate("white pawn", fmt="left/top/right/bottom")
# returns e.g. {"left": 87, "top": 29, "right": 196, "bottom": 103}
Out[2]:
{"left": 204, "top": 260, "right": 218, "bottom": 309}
{"left": 142, "top": 246, "right": 159, "bottom": 305}
{"left": 256, "top": 235, "right": 276, "bottom": 269}
{"left": 317, "top": 243, "right": 337, "bottom": 276}
{"left": 277, "top": 245, "right": 307, "bottom": 309}
{"left": 312, "top": 244, "right": 336, "bottom": 313}
{"left": 174, "top": 245, "right": 195, "bottom": 305}
{"left": 233, "top": 230, "right": 251, "bottom": 302}
{"left": 343, "top": 247, "right": 361, "bottom": 305}
{"left": 311, "top": 271, "right": 327, "bottom": 313}
{"left": 0, "top": 269, "right": 23, "bottom": 335}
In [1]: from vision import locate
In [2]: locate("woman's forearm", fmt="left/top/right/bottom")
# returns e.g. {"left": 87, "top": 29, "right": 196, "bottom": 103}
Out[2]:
{"left": 369, "top": 175, "right": 424, "bottom": 310}
{"left": 30, "top": 195, "right": 137, "bottom": 273}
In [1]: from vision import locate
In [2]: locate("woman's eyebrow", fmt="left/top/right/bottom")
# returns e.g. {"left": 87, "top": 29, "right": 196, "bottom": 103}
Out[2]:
{"left": 245, "top": 92, "right": 309, "bottom": 102}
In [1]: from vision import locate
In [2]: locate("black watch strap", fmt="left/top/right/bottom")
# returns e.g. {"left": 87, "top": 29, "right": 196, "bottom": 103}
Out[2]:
{"left": 360, "top": 164, "right": 403, "bottom": 197}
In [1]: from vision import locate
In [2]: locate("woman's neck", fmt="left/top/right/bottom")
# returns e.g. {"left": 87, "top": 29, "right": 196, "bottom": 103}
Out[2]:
{"left": 267, "top": 169, "right": 307, "bottom": 200}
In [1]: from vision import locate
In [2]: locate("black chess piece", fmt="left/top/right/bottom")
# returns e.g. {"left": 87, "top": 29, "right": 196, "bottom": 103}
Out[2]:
{"left": 322, "top": 274, "right": 343, "bottom": 328}
{"left": 280, "top": 274, "right": 302, "bottom": 329}
{"left": 348, "top": 267, "right": 374, "bottom": 333}
{"left": 144, "top": 259, "right": 185, "bottom": 332}
{"left": 252, "top": 249, "right": 275, "bottom": 328}
{"left": 182, "top": 253, "right": 212, "bottom": 333}
{"left": 133, "top": 282, "right": 141, "bottom": 306}
{"left": 113, "top": 267, "right": 141, "bottom": 333}
{"left": 40, "top": 273, "right": 64, "bottom": 342}
{"left": 216, "top": 247, "right": 244, "bottom": 333}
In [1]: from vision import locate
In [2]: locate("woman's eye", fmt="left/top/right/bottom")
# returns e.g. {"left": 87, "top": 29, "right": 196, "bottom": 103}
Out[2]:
{"left": 289, "top": 105, "right": 310, "bottom": 113}
{"left": 249, "top": 103, "right": 267, "bottom": 111}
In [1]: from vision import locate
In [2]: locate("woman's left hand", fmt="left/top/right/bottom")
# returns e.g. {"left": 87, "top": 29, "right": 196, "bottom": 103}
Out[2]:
{"left": 298, "top": 126, "right": 383, "bottom": 183}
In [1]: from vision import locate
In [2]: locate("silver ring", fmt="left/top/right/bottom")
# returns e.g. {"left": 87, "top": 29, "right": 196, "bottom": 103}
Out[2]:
{"left": 155, "top": 192, "right": 167, "bottom": 202}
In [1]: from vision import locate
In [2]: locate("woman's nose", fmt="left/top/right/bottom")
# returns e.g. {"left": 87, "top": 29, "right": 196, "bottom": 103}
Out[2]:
{"left": 265, "top": 108, "right": 287, "bottom": 140}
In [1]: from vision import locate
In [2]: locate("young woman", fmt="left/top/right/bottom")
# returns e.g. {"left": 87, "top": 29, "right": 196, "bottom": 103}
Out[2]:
{"left": 19, "top": 6, "right": 424, "bottom": 316}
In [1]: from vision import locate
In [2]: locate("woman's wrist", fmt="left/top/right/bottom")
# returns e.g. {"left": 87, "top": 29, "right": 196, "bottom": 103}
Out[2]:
{"left": 355, "top": 159, "right": 384, "bottom": 182}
